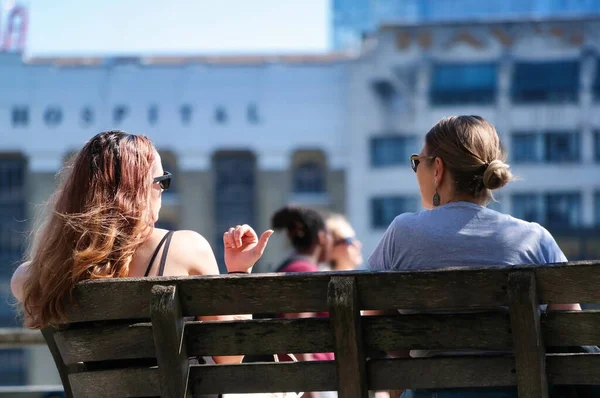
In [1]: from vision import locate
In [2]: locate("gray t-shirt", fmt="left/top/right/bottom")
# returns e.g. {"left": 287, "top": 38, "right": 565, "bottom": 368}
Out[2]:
{"left": 368, "top": 201, "right": 567, "bottom": 272}
{"left": 367, "top": 201, "right": 567, "bottom": 358}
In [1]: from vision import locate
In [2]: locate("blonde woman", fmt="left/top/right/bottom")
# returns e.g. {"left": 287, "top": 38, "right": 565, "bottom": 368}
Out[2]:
{"left": 326, "top": 213, "right": 363, "bottom": 271}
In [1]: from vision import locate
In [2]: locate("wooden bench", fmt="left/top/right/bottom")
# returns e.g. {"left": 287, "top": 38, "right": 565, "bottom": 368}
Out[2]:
{"left": 42, "top": 261, "right": 600, "bottom": 397}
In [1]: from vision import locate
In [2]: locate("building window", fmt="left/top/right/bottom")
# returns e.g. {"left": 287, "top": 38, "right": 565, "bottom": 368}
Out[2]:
{"left": 370, "top": 135, "right": 418, "bottom": 167}
{"left": 545, "top": 193, "right": 581, "bottom": 229}
{"left": 247, "top": 103, "right": 260, "bottom": 124}
{"left": 372, "top": 79, "right": 401, "bottom": 109}
{"left": 293, "top": 162, "right": 325, "bottom": 193}
{"left": 80, "top": 107, "right": 94, "bottom": 127}
{"left": 180, "top": 104, "right": 192, "bottom": 125}
{"left": 215, "top": 106, "right": 228, "bottom": 124}
{"left": 511, "top": 61, "right": 579, "bottom": 104}
{"left": 545, "top": 131, "right": 580, "bottom": 163}
{"left": 430, "top": 63, "right": 497, "bottom": 105}
{"left": 213, "top": 152, "right": 256, "bottom": 273}
{"left": 0, "top": 156, "right": 27, "bottom": 384}
{"left": 511, "top": 192, "right": 581, "bottom": 229}
{"left": 148, "top": 105, "right": 159, "bottom": 125}
{"left": 371, "top": 196, "right": 419, "bottom": 229}
{"left": 512, "top": 131, "right": 580, "bottom": 164}
{"left": 0, "top": 156, "right": 26, "bottom": 314}
{"left": 44, "top": 106, "right": 63, "bottom": 127}
{"left": 512, "top": 194, "right": 542, "bottom": 224}
{"left": 512, "top": 133, "right": 540, "bottom": 163}
{"left": 113, "top": 105, "right": 129, "bottom": 124}
{"left": 11, "top": 106, "right": 28, "bottom": 127}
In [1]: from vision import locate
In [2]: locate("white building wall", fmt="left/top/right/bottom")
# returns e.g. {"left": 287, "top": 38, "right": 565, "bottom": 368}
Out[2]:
{"left": 0, "top": 56, "right": 351, "bottom": 174}
{"left": 348, "top": 19, "right": 600, "bottom": 256}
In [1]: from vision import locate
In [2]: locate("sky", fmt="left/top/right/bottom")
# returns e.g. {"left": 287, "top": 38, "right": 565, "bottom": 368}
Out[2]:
{"left": 22, "top": 0, "right": 330, "bottom": 57}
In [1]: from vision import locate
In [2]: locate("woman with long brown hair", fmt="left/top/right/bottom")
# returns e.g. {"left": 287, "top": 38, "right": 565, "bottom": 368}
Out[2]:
{"left": 11, "top": 130, "right": 272, "bottom": 365}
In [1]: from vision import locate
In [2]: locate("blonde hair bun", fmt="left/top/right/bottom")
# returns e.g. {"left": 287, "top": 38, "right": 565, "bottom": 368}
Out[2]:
{"left": 483, "top": 160, "right": 513, "bottom": 190}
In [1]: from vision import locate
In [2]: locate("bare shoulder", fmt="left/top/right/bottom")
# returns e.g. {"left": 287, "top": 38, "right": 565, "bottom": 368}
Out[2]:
{"left": 11, "top": 261, "right": 30, "bottom": 302}
{"left": 169, "top": 230, "right": 220, "bottom": 276}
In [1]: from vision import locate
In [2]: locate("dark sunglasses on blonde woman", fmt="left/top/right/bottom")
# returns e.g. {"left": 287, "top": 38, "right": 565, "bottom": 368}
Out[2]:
{"left": 153, "top": 171, "right": 172, "bottom": 190}
{"left": 409, "top": 154, "right": 435, "bottom": 173}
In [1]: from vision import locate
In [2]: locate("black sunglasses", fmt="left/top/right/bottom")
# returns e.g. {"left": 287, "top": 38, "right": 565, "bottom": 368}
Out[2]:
{"left": 334, "top": 236, "right": 357, "bottom": 247}
{"left": 153, "top": 171, "right": 172, "bottom": 190}
{"left": 409, "top": 154, "right": 435, "bottom": 173}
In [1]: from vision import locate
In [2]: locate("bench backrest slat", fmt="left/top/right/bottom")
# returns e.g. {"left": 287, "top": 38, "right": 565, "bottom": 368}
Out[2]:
{"left": 508, "top": 272, "right": 549, "bottom": 398}
{"left": 190, "top": 362, "right": 337, "bottom": 395}
{"left": 41, "top": 328, "right": 74, "bottom": 398}
{"left": 328, "top": 276, "right": 368, "bottom": 397}
{"left": 150, "top": 284, "right": 190, "bottom": 398}
{"left": 68, "top": 367, "right": 159, "bottom": 397}
{"left": 64, "top": 262, "right": 600, "bottom": 323}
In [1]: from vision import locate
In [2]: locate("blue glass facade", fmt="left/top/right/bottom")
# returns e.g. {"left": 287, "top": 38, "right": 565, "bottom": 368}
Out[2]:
{"left": 512, "top": 131, "right": 580, "bottom": 164}
{"left": 333, "top": 0, "right": 600, "bottom": 49}
{"left": 430, "top": 63, "right": 497, "bottom": 105}
{"left": 370, "top": 135, "right": 419, "bottom": 167}
{"left": 293, "top": 162, "right": 326, "bottom": 193}
{"left": 511, "top": 61, "right": 580, "bottom": 104}
{"left": 371, "top": 196, "right": 419, "bottom": 228}
{"left": 511, "top": 192, "right": 582, "bottom": 229}
{"left": 0, "top": 156, "right": 26, "bottom": 385}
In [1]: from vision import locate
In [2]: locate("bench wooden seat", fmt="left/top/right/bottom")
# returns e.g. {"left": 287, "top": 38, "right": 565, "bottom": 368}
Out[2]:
{"left": 42, "top": 260, "right": 600, "bottom": 397}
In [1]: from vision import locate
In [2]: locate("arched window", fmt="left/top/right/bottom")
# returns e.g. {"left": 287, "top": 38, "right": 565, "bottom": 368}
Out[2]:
{"left": 213, "top": 151, "right": 256, "bottom": 273}
{"left": 0, "top": 154, "right": 27, "bottom": 384}
{"left": 293, "top": 161, "right": 325, "bottom": 194}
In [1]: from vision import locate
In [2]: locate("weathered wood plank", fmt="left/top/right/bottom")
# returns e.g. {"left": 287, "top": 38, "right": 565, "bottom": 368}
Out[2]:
{"left": 187, "top": 317, "right": 332, "bottom": 356}
{"left": 357, "top": 271, "right": 510, "bottom": 311}
{"left": 190, "top": 361, "right": 337, "bottom": 394}
{"left": 41, "top": 328, "right": 74, "bottom": 398}
{"left": 547, "top": 353, "right": 600, "bottom": 385}
{"left": 64, "top": 262, "right": 600, "bottom": 323}
{"left": 150, "top": 285, "right": 190, "bottom": 398}
{"left": 189, "top": 354, "right": 600, "bottom": 393}
{"left": 543, "top": 310, "right": 600, "bottom": 347}
{"left": 535, "top": 262, "right": 600, "bottom": 304}
{"left": 68, "top": 367, "right": 159, "bottom": 397}
{"left": 53, "top": 321, "right": 154, "bottom": 365}
{"left": 367, "top": 357, "right": 517, "bottom": 390}
{"left": 508, "top": 272, "right": 548, "bottom": 398}
{"left": 364, "top": 311, "right": 511, "bottom": 351}
{"left": 328, "top": 276, "right": 368, "bottom": 397}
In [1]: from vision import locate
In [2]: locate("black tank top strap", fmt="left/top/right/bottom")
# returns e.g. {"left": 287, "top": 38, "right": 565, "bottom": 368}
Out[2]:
{"left": 144, "top": 231, "right": 172, "bottom": 277}
{"left": 157, "top": 231, "right": 175, "bottom": 277}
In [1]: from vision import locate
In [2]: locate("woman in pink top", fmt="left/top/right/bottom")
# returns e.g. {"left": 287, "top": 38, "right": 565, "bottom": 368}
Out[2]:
{"left": 271, "top": 206, "right": 334, "bottom": 363}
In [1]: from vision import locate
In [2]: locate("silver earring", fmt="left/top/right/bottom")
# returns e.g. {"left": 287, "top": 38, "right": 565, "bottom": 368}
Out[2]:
{"left": 433, "top": 180, "right": 440, "bottom": 206}
{"left": 433, "top": 192, "right": 441, "bottom": 206}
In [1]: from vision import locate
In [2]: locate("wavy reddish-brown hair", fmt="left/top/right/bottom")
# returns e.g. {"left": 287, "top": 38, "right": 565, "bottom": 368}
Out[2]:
{"left": 22, "top": 131, "right": 156, "bottom": 328}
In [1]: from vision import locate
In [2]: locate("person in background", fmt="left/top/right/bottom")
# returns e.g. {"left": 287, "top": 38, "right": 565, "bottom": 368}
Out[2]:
{"left": 326, "top": 213, "right": 363, "bottom": 271}
{"left": 367, "top": 116, "right": 580, "bottom": 398}
{"left": 270, "top": 205, "right": 336, "bottom": 398}
{"left": 325, "top": 213, "right": 394, "bottom": 398}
